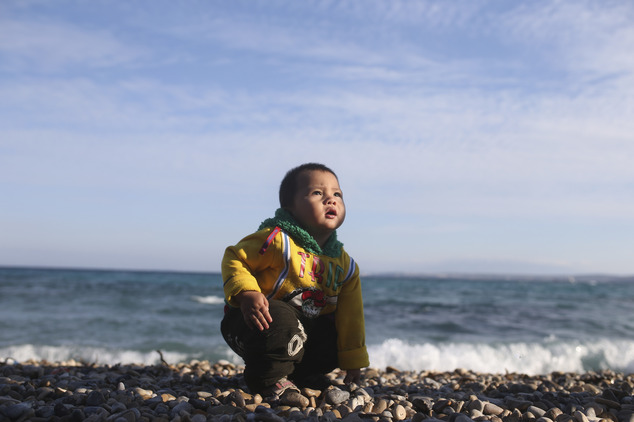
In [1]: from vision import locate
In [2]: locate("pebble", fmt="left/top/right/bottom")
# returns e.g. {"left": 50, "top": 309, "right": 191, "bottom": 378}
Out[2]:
{"left": 528, "top": 405, "right": 547, "bottom": 417}
{"left": 325, "top": 388, "right": 350, "bottom": 406}
{"left": 392, "top": 403, "right": 407, "bottom": 420}
{"left": 373, "top": 397, "right": 389, "bottom": 413}
{"left": 483, "top": 401, "right": 504, "bottom": 415}
{"left": 1, "top": 359, "right": 634, "bottom": 422}
{"left": 280, "top": 390, "right": 309, "bottom": 408}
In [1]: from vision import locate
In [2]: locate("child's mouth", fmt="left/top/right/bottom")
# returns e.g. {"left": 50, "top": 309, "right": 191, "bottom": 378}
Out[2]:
{"left": 326, "top": 209, "right": 337, "bottom": 218}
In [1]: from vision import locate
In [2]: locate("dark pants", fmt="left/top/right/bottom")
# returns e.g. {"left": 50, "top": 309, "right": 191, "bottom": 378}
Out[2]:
{"left": 221, "top": 300, "right": 338, "bottom": 393}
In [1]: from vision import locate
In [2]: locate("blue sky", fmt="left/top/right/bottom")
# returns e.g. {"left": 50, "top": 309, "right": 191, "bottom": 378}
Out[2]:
{"left": 1, "top": 0, "right": 633, "bottom": 275}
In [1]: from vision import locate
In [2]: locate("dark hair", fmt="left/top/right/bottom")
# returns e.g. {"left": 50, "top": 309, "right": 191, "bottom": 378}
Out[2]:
{"left": 279, "top": 163, "right": 338, "bottom": 208}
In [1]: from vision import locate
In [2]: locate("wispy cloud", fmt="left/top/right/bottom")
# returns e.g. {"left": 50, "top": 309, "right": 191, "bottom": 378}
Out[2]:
{"left": 499, "top": 1, "right": 634, "bottom": 76}
{"left": 1, "top": 0, "right": 633, "bottom": 274}
{"left": 0, "top": 19, "right": 146, "bottom": 72}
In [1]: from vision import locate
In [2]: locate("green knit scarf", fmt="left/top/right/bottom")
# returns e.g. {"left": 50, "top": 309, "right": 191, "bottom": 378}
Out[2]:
{"left": 258, "top": 208, "right": 343, "bottom": 258}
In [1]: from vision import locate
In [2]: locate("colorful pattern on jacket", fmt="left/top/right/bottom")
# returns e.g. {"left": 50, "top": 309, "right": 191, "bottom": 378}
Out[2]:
{"left": 221, "top": 213, "right": 369, "bottom": 370}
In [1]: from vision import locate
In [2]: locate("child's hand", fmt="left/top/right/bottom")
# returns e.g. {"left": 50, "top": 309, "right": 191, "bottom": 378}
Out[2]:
{"left": 344, "top": 368, "right": 361, "bottom": 385}
{"left": 235, "top": 291, "right": 273, "bottom": 331}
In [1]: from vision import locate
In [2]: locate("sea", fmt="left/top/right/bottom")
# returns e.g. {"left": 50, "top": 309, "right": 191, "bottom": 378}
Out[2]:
{"left": 1, "top": 267, "right": 633, "bottom": 375}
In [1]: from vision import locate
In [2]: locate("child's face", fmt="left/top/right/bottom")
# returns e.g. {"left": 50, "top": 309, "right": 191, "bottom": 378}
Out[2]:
{"left": 288, "top": 170, "right": 346, "bottom": 246}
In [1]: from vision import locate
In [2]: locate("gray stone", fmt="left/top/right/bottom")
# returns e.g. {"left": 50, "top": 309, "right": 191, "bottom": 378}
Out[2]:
{"left": 209, "top": 404, "right": 244, "bottom": 415}
{"left": 35, "top": 404, "right": 55, "bottom": 419}
{"left": 326, "top": 388, "right": 350, "bottom": 406}
{"left": 483, "top": 402, "right": 505, "bottom": 415}
{"left": 253, "top": 412, "right": 286, "bottom": 422}
{"left": 229, "top": 390, "right": 246, "bottom": 407}
{"left": 322, "top": 411, "right": 338, "bottom": 422}
{"left": 342, "top": 412, "right": 364, "bottom": 422}
{"left": 470, "top": 409, "right": 484, "bottom": 418}
{"left": 189, "top": 398, "right": 210, "bottom": 410}
{"left": 2, "top": 403, "right": 32, "bottom": 419}
{"left": 545, "top": 407, "right": 563, "bottom": 420}
{"left": 617, "top": 411, "right": 634, "bottom": 422}
{"left": 504, "top": 396, "right": 533, "bottom": 411}
{"left": 574, "top": 410, "right": 589, "bottom": 422}
{"left": 84, "top": 406, "right": 109, "bottom": 418}
{"left": 412, "top": 396, "right": 434, "bottom": 413}
{"left": 381, "top": 409, "right": 394, "bottom": 419}
{"left": 280, "top": 390, "right": 309, "bottom": 408}
{"left": 112, "top": 408, "right": 142, "bottom": 422}
{"left": 71, "top": 408, "right": 86, "bottom": 420}
{"left": 595, "top": 397, "right": 621, "bottom": 409}
{"left": 54, "top": 402, "right": 72, "bottom": 417}
{"left": 86, "top": 390, "right": 106, "bottom": 406}
{"left": 449, "top": 413, "right": 475, "bottom": 422}
{"left": 110, "top": 400, "right": 127, "bottom": 413}
{"left": 36, "top": 386, "right": 55, "bottom": 400}
{"left": 467, "top": 399, "right": 484, "bottom": 412}
{"left": 528, "top": 405, "right": 547, "bottom": 417}
{"left": 412, "top": 413, "right": 427, "bottom": 422}
{"left": 434, "top": 398, "right": 453, "bottom": 413}
{"left": 143, "top": 395, "right": 164, "bottom": 408}
{"left": 170, "top": 400, "right": 193, "bottom": 417}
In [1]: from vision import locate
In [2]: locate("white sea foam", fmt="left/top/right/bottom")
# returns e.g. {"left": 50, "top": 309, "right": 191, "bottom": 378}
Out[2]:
{"left": 0, "top": 344, "right": 189, "bottom": 366}
{"left": 367, "top": 338, "right": 634, "bottom": 375}
{"left": 0, "top": 344, "right": 246, "bottom": 367}
{"left": 191, "top": 295, "right": 225, "bottom": 305}
{"left": 5, "top": 340, "right": 634, "bottom": 375}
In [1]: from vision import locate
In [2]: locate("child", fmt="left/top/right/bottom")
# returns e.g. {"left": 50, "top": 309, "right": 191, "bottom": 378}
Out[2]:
{"left": 221, "top": 163, "right": 369, "bottom": 396}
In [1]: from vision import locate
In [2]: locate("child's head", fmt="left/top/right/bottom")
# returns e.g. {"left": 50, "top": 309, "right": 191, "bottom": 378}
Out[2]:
{"left": 279, "top": 163, "right": 345, "bottom": 246}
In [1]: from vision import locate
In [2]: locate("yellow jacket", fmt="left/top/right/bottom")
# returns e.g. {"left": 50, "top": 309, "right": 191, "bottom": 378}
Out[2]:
{"left": 222, "top": 212, "right": 369, "bottom": 370}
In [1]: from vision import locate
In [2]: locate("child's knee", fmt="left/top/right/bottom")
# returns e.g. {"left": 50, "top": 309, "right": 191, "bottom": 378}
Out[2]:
{"left": 261, "top": 301, "right": 307, "bottom": 358}
{"left": 223, "top": 300, "right": 307, "bottom": 361}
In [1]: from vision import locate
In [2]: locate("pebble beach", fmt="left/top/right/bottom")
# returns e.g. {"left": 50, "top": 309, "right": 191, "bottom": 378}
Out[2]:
{"left": 1, "top": 358, "right": 633, "bottom": 422}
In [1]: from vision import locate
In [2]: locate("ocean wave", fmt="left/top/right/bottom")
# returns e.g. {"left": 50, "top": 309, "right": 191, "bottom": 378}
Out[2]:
{"left": 5, "top": 339, "right": 634, "bottom": 375}
{"left": 190, "top": 295, "right": 225, "bottom": 305}
{"left": 0, "top": 344, "right": 190, "bottom": 366}
{"left": 367, "top": 338, "right": 634, "bottom": 375}
{"left": 0, "top": 344, "right": 245, "bottom": 366}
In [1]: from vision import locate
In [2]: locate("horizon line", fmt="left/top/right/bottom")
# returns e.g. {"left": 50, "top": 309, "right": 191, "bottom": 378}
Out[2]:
{"left": 2, "top": 264, "right": 633, "bottom": 281}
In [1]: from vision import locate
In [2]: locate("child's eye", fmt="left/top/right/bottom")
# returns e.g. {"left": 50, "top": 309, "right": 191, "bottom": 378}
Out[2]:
{"left": 312, "top": 191, "right": 322, "bottom": 196}
{"left": 334, "top": 192, "right": 342, "bottom": 197}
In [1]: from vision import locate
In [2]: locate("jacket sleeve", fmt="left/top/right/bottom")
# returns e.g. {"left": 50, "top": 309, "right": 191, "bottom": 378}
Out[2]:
{"left": 334, "top": 256, "right": 370, "bottom": 369}
{"left": 221, "top": 228, "right": 277, "bottom": 307}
